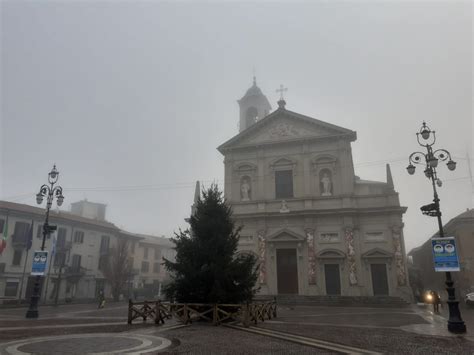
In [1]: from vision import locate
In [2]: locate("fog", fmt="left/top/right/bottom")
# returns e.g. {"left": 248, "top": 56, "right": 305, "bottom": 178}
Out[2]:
{"left": 1, "top": 1, "right": 472, "bottom": 252}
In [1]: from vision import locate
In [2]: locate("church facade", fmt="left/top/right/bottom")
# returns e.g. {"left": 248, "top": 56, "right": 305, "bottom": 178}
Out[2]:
{"left": 217, "top": 79, "right": 411, "bottom": 301}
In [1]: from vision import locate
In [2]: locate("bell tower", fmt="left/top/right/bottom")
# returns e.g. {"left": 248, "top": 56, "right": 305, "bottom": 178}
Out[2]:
{"left": 237, "top": 77, "right": 272, "bottom": 132}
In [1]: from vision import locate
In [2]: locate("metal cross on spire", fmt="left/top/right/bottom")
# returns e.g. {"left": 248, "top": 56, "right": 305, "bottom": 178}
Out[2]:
{"left": 276, "top": 84, "right": 288, "bottom": 100}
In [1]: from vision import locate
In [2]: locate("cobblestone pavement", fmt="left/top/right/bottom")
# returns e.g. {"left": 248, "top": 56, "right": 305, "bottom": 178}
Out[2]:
{"left": 0, "top": 302, "right": 473, "bottom": 354}
{"left": 156, "top": 324, "right": 330, "bottom": 355}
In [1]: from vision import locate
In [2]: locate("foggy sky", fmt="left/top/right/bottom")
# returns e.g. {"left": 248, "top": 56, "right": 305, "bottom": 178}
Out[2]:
{"left": 1, "top": 1, "right": 472, "bottom": 252}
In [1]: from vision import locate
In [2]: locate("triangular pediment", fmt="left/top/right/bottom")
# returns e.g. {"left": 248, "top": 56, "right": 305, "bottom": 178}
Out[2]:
{"left": 218, "top": 108, "right": 356, "bottom": 153}
{"left": 362, "top": 248, "right": 393, "bottom": 259}
{"left": 267, "top": 228, "right": 306, "bottom": 242}
{"left": 316, "top": 249, "right": 346, "bottom": 259}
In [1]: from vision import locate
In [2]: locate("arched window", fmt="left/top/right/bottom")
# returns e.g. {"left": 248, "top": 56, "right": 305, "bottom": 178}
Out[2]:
{"left": 245, "top": 107, "right": 258, "bottom": 127}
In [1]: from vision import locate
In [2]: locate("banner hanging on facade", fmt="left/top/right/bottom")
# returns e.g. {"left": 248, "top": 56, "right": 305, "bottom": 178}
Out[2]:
{"left": 432, "top": 237, "right": 460, "bottom": 272}
{"left": 31, "top": 250, "right": 48, "bottom": 276}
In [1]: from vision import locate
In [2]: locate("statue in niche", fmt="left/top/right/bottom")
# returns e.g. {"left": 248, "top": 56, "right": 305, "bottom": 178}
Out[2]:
{"left": 240, "top": 177, "right": 251, "bottom": 201}
{"left": 319, "top": 170, "right": 333, "bottom": 196}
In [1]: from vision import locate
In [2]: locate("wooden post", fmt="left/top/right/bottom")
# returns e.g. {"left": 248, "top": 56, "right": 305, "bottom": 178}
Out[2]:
{"left": 155, "top": 300, "right": 160, "bottom": 325}
{"left": 243, "top": 303, "right": 250, "bottom": 328}
{"left": 183, "top": 304, "right": 189, "bottom": 324}
{"left": 273, "top": 297, "right": 277, "bottom": 318}
{"left": 128, "top": 299, "right": 133, "bottom": 324}
{"left": 213, "top": 304, "right": 218, "bottom": 325}
{"left": 143, "top": 300, "right": 148, "bottom": 322}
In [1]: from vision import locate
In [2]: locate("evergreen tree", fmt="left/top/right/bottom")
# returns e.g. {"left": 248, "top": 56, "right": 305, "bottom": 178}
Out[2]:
{"left": 163, "top": 184, "right": 258, "bottom": 303}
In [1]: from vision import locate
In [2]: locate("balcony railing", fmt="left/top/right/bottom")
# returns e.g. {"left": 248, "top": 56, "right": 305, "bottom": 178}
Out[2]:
{"left": 65, "top": 266, "right": 86, "bottom": 282}
{"left": 11, "top": 235, "right": 27, "bottom": 249}
{"left": 100, "top": 247, "right": 110, "bottom": 256}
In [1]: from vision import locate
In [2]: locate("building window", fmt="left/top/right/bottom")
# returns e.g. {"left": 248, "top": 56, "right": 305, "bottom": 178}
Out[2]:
{"left": 54, "top": 252, "right": 66, "bottom": 267}
{"left": 153, "top": 262, "right": 160, "bottom": 273}
{"left": 13, "top": 222, "right": 29, "bottom": 245}
{"left": 71, "top": 254, "right": 82, "bottom": 271}
{"left": 154, "top": 247, "right": 160, "bottom": 260}
{"left": 12, "top": 250, "right": 22, "bottom": 266}
{"left": 0, "top": 219, "right": 4, "bottom": 234}
{"left": 73, "top": 231, "right": 84, "bottom": 244}
{"left": 4, "top": 281, "right": 19, "bottom": 297}
{"left": 275, "top": 170, "right": 293, "bottom": 199}
{"left": 36, "top": 225, "right": 43, "bottom": 239}
{"left": 100, "top": 235, "right": 110, "bottom": 253}
{"left": 131, "top": 241, "right": 135, "bottom": 254}
{"left": 144, "top": 247, "right": 148, "bottom": 259}
{"left": 57, "top": 228, "right": 68, "bottom": 247}
{"left": 98, "top": 255, "right": 109, "bottom": 271}
{"left": 141, "top": 261, "right": 149, "bottom": 273}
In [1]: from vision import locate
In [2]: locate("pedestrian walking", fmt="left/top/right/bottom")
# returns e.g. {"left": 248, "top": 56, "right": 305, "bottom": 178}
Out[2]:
{"left": 431, "top": 290, "right": 440, "bottom": 313}
{"left": 98, "top": 290, "right": 105, "bottom": 309}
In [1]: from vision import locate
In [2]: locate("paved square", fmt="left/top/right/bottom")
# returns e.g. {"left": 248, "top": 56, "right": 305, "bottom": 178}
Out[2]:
{"left": 0, "top": 302, "right": 472, "bottom": 354}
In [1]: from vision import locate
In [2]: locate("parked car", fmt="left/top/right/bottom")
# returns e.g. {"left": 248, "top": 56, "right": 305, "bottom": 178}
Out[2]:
{"left": 465, "top": 292, "right": 474, "bottom": 307}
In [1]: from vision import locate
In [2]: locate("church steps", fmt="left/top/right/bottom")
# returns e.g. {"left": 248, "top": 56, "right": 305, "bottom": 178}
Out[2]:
{"left": 258, "top": 295, "right": 411, "bottom": 307}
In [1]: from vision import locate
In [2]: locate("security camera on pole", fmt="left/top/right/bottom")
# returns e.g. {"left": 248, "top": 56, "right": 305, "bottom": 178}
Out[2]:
{"left": 26, "top": 165, "right": 64, "bottom": 319}
{"left": 406, "top": 122, "right": 466, "bottom": 334}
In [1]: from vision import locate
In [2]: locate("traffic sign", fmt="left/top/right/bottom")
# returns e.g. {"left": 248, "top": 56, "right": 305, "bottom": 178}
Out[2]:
{"left": 31, "top": 250, "right": 48, "bottom": 276}
{"left": 432, "top": 237, "right": 460, "bottom": 272}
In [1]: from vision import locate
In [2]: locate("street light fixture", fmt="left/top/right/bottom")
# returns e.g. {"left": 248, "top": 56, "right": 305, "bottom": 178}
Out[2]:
{"left": 406, "top": 122, "right": 466, "bottom": 334}
{"left": 26, "top": 165, "right": 64, "bottom": 319}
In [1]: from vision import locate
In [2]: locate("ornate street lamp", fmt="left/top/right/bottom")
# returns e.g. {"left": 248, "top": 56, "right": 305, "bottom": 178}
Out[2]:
{"left": 406, "top": 122, "right": 466, "bottom": 334}
{"left": 26, "top": 165, "right": 64, "bottom": 319}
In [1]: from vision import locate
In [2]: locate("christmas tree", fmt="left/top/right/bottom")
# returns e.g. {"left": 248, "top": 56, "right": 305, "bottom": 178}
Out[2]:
{"left": 164, "top": 184, "right": 258, "bottom": 304}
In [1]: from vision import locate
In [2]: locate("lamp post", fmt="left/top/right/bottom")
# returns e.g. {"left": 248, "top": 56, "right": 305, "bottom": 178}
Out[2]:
{"left": 406, "top": 122, "right": 466, "bottom": 334}
{"left": 26, "top": 165, "right": 64, "bottom": 319}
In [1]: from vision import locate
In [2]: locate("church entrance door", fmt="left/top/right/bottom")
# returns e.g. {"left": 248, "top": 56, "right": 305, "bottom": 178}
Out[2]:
{"left": 276, "top": 249, "right": 298, "bottom": 294}
{"left": 324, "top": 264, "right": 341, "bottom": 295}
{"left": 370, "top": 263, "right": 389, "bottom": 296}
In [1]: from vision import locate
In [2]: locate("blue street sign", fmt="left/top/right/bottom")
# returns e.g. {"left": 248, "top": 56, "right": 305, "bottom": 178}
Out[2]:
{"left": 432, "top": 237, "right": 460, "bottom": 272}
{"left": 31, "top": 250, "right": 48, "bottom": 276}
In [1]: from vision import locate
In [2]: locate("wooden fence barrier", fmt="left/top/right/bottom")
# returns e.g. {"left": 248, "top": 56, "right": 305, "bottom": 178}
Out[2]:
{"left": 127, "top": 299, "right": 172, "bottom": 325}
{"left": 127, "top": 298, "right": 277, "bottom": 328}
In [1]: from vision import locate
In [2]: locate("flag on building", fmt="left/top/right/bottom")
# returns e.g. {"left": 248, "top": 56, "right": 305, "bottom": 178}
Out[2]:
{"left": 26, "top": 220, "right": 34, "bottom": 251}
{"left": 0, "top": 215, "right": 8, "bottom": 255}
{"left": 50, "top": 231, "right": 57, "bottom": 256}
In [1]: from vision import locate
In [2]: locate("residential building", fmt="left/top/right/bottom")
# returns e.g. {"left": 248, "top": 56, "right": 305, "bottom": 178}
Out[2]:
{"left": 408, "top": 208, "right": 474, "bottom": 299}
{"left": 0, "top": 200, "right": 174, "bottom": 303}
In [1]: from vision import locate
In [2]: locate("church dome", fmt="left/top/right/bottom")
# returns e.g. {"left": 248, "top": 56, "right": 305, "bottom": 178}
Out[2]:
{"left": 244, "top": 83, "right": 263, "bottom": 97}
{"left": 241, "top": 77, "right": 264, "bottom": 98}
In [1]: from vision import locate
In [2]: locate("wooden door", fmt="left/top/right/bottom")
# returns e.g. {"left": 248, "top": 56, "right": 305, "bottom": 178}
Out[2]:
{"left": 324, "top": 264, "right": 341, "bottom": 295}
{"left": 371, "top": 263, "right": 389, "bottom": 295}
{"left": 276, "top": 249, "right": 298, "bottom": 294}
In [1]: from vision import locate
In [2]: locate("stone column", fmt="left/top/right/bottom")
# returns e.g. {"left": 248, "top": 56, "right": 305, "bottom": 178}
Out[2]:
{"left": 392, "top": 225, "right": 407, "bottom": 286}
{"left": 257, "top": 229, "right": 267, "bottom": 284}
{"left": 344, "top": 226, "right": 358, "bottom": 286}
{"left": 305, "top": 229, "right": 317, "bottom": 285}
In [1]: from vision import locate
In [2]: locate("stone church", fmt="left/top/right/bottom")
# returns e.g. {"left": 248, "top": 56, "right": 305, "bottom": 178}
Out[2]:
{"left": 217, "top": 78, "right": 411, "bottom": 301}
